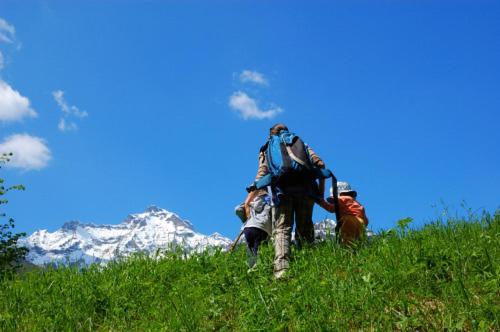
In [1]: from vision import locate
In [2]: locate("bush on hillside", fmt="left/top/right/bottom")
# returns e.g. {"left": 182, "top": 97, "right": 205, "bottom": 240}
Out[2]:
{"left": 0, "top": 153, "right": 28, "bottom": 276}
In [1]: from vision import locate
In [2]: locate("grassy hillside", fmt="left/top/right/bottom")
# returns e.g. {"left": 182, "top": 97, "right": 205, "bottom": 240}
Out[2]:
{"left": 1, "top": 212, "right": 498, "bottom": 331}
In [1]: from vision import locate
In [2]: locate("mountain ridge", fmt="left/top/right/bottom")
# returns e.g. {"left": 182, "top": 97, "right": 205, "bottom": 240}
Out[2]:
{"left": 20, "top": 205, "right": 232, "bottom": 266}
{"left": 20, "top": 205, "right": 340, "bottom": 266}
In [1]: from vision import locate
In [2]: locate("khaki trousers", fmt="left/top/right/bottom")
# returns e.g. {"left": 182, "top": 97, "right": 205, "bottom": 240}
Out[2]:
{"left": 273, "top": 195, "right": 314, "bottom": 272}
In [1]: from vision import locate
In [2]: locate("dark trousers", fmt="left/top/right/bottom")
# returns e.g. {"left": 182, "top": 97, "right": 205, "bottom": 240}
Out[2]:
{"left": 243, "top": 227, "right": 268, "bottom": 256}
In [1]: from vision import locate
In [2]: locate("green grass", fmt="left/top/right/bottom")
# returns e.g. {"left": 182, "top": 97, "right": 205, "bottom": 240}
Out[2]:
{"left": 1, "top": 212, "right": 499, "bottom": 331}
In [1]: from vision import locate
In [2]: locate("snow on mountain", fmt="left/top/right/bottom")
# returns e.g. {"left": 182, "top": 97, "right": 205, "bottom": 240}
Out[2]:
{"left": 20, "top": 206, "right": 232, "bottom": 266}
{"left": 313, "top": 219, "right": 337, "bottom": 239}
{"left": 290, "top": 219, "right": 373, "bottom": 242}
{"left": 21, "top": 207, "right": 372, "bottom": 267}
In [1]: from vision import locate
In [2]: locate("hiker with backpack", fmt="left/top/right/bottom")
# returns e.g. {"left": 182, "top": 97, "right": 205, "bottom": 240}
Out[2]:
{"left": 247, "top": 123, "right": 329, "bottom": 279}
{"left": 319, "top": 181, "right": 369, "bottom": 244}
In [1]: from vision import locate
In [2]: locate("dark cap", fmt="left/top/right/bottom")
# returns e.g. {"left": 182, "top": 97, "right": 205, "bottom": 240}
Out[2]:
{"left": 269, "top": 123, "right": 289, "bottom": 136}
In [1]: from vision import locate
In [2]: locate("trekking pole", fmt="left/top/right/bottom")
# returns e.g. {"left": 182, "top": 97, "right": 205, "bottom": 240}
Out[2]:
{"left": 331, "top": 174, "right": 342, "bottom": 241}
{"left": 229, "top": 229, "right": 244, "bottom": 253}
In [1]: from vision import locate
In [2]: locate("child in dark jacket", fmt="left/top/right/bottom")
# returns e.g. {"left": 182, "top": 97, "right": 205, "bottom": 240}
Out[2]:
{"left": 319, "top": 181, "right": 369, "bottom": 244}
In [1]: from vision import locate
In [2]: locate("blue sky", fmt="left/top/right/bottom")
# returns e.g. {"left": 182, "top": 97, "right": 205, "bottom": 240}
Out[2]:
{"left": 0, "top": 1, "right": 499, "bottom": 238}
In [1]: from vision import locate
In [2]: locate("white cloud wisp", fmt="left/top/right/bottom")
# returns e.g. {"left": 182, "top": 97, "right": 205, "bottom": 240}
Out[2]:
{"left": 239, "top": 70, "right": 268, "bottom": 86}
{"left": 0, "top": 80, "right": 37, "bottom": 123}
{"left": 0, "top": 134, "right": 51, "bottom": 170}
{"left": 229, "top": 91, "right": 283, "bottom": 120}
{"left": 58, "top": 118, "right": 78, "bottom": 132}
{"left": 52, "top": 90, "right": 87, "bottom": 132}
{"left": 0, "top": 18, "right": 15, "bottom": 44}
{"left": 53, "top": 90, "right": 88, "bottom": 118}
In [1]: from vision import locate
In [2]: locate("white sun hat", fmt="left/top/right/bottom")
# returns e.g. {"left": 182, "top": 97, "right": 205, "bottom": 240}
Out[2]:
{"left": 330, "top": 181, "right": 357, "bottom": 196}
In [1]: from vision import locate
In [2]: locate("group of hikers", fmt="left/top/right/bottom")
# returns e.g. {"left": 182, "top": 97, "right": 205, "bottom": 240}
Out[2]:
{"left": 235, "top": 123, "right": 369, "bottom": 279}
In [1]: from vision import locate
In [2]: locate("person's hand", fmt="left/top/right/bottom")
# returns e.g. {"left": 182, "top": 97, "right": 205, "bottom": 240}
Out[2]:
{"left": 319, "top": 199, "right": 327, "bottom": 209}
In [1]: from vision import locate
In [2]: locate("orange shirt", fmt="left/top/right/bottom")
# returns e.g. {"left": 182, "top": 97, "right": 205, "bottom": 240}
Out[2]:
{"left": 336, "top": 196, "right": 369, "bottom": 225}
{"left": 319, "top": 196, "right": 368, "bottom": 226}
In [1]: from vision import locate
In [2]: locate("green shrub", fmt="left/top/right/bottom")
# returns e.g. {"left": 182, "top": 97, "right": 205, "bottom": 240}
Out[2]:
{"left": 0, "top": 153, "right": 28, "bottom": 277}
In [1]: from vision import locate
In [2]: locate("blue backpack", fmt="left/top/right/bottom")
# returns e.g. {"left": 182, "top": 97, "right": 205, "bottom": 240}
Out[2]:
{"left": 254, "top": 130, "right": 327, "bottom": 190}
{"left": 266, "top": 131, "right": 312, "bottom": 178}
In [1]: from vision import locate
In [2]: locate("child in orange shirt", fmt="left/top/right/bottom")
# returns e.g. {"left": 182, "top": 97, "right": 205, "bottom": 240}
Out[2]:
{"left": 319, "top": 181, "right": 369, "bottom": 244}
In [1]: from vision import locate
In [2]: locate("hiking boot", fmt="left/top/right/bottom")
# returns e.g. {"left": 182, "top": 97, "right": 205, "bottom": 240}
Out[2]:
{"left": 274, "top": 269, "right": 287, "bottom": 280}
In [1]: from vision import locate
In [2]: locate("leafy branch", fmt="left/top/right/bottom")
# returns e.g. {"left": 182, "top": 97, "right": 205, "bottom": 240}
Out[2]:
{"left": 0, "top": 153, "right": 28, "bottom": 276}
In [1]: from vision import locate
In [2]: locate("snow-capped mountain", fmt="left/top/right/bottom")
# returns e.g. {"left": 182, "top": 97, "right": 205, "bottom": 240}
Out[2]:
{"left": 288, "top": 219, "right": 338, "bottom": 242}
{"left": 20, "top": 206, "right": 232, "bottom": 266}
{"left": 310, "top": 219, "right": 374, "bottom": 239}
{"left": 313, "top": 219, "right": 337, "bottom": 239}
{"left": 289, "top": 219, "right": 373, "bottom": 242}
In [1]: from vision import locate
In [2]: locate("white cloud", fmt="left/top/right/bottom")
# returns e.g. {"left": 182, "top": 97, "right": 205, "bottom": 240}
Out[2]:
{"left": 0, "top": 134, "right": 51, "bottom": 170}
{"left": 58, "top": 118, "right": 77, "bottom": 132}
{"left": 229, "top": 91, "right": 283, "bottom": 120}
{"left": 0, "top": 18, "right": 16, "bottom": 44}
{"left": 0, "top": 18, "right": 20, "bottom": 70}
{"left": 52, "top": 90, "right": 88, "bottom": 118}
{"left": 0, "top": 80, "right": 37, "bottom": 123}
{"left": 52, "top": 90, "right": 87, "bottom": 132}
{"left": 239, "top": 70, "right": 268, "bottom": 86}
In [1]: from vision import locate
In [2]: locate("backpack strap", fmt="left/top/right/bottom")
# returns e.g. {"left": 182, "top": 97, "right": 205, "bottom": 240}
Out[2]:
{"left": 259, "top": 142, "right": 269, "bottom": 153}
{"left": 331, "top": 175, "right": 342, "bottom": 241}
{"left": 255, "top": 173, "right": 272, "bottom": 190}
{"left": 314, "top": 168, "right": 333, "bottom": 179}
{"left": 279, "top": 142, "right": 292, "bottom": 169}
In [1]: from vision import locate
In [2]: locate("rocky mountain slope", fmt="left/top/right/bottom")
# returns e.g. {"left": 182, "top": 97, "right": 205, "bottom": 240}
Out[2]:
{"left": 20, "top": 206, "right": 232, "bottom": 266}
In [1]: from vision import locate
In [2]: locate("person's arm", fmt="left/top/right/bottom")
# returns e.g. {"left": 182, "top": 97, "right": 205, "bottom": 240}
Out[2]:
{"left": 307, "top": 145, "right": 326, "bottom": 198}
{"left": 243, "top": 190, "right": 258, "bottom": 220}
{"left": 244, "top": 151, "right": 269, "bottom": 218}
{"left": 319, "top": 199, "right": 335, "bottom": 213}
{"left": 254, "top": 151, "right": 269, "bottom": 183}
{"left": 318, "top": 178, "right": 325, "bottom": 199}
